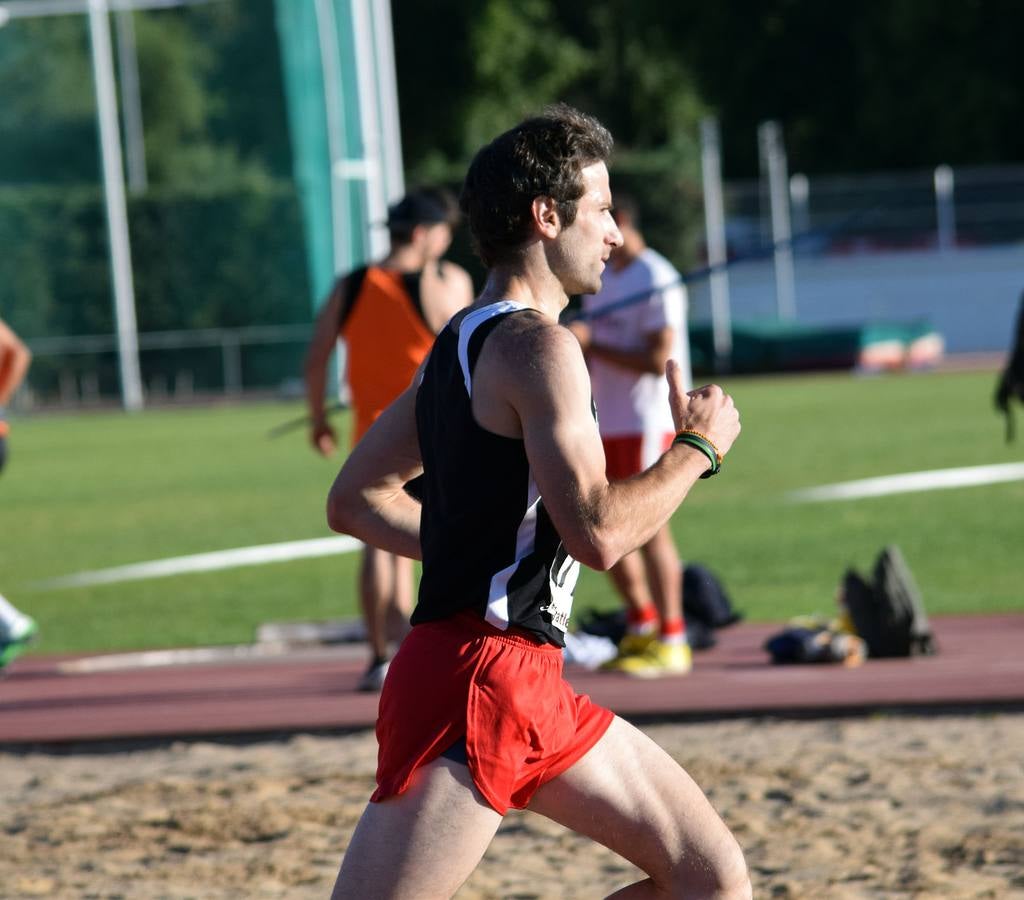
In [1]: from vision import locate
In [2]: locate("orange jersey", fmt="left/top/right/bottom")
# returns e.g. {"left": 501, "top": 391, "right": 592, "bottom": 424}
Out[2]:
{"left": 341, "top": 266, "right": 435, "bottom": 443}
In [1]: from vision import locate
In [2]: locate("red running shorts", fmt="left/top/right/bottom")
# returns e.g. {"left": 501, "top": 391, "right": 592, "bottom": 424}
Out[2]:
{"left": 602, "top": 432, "right": 675, "bottom": 481}
{"left": 372, "top": 612, "right": 614, "bottom": 815}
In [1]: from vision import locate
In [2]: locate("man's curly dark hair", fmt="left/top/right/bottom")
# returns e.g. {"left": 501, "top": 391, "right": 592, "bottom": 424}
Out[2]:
{"left": 459, "top": 103, "right": 614, "bottom": 267}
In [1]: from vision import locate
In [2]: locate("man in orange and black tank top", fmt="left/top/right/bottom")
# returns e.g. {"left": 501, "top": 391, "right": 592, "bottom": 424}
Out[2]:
{"left": 304, "top": 188, "right": 473, "bottom": 691}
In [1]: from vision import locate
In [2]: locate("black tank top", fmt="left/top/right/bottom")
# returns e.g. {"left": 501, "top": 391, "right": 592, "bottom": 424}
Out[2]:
{"left": 412, "top": 301, "right": 581, "bottom": 647}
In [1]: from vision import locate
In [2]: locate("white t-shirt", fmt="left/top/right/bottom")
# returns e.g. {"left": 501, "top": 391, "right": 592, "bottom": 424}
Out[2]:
{"left": 581, "top": 247, "right": 692, "bottom": 438}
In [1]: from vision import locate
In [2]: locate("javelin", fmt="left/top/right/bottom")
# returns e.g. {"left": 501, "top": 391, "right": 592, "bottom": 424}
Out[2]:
{"left": 269, "top": 209, "right": 878, "bottom": 438}
{"left": 564, "top": 206, "right": 881, "bottom": 324}
{"left": 267, "top": 401, "right": 347, "bottom": 439}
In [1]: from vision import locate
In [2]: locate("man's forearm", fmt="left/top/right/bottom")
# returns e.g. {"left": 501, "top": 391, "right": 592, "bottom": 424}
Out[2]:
{"left": 303, "top": 358, "right": 330, "bottom": 424}
{"left": 329, "top": 478, "right": 423, "bottom": 560}
{"left": 588, "top": 341, "right": 664, "bottom": 375}
{"left": 565, "top": 441, "right": 712, "bottom": 571}
{"left": 0, "top": 345, "right": 30, "bottom": 406}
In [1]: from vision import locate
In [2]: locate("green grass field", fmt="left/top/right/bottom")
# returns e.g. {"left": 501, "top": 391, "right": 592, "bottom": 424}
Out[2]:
{"left": 2, "top": 366, "right": 1020, "bottom": 656}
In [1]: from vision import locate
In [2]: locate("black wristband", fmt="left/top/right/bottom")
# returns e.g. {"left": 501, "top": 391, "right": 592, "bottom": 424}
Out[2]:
{"left": 673, "top": 431, "right": 721, "bottom": 478}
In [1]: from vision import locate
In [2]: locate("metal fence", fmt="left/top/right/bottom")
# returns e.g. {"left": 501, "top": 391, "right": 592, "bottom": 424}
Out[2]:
{"left": 723, "top": 163, "right": 1024, "bottom": 257}
{"left": 13, "top": 162, "right": 1024, "bottom": 410}
{"left": 18, "top": 323, "right": 314, "bottom": 410}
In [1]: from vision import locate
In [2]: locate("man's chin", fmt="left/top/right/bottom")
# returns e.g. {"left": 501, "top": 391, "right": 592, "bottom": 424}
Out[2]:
{"left": 559, "top": 269, "right": 603, "bottom": 297}
{"left": 579, "top": 275, "right": 603, "bottom": 295}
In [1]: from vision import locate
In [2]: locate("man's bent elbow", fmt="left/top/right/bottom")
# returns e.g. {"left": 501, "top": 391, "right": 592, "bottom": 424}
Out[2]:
{"left": 565, "top": 533, "right": 623, "bottom": 572}
{"left": 326, "top": 486, "right": 356, "bottom": 536}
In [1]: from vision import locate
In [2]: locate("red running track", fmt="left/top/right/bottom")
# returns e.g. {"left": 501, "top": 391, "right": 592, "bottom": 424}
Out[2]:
{"left": 1, "top": 615, "right": 1022, "bottom": 745}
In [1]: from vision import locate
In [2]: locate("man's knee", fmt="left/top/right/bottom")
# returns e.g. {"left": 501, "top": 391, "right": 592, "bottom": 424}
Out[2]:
{"left": 685, "top": 838, "right": 751, "bottom": 899}
{"left": 715, "top": 847, "right": 752, "bottom": 899}
{"left": 665, "top": 832, "right": 750, "bottom": 899}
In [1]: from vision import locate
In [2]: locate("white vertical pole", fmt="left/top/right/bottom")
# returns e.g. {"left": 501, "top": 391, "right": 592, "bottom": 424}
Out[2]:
{"left": 350, "top": 0, "right": 389, "bottom": 259}
{"left": 88, "top": 0, "right": 144, "bottom": 410}
{"left": 115, "top": 8, "right": 147, "bottom": 194}
{"left": 699, "top": 117, "right": 732, "bottom": 368}
{"left": 313, "top": 0, "right": 351, "bottom": 406}
{"left": 934, "top": 164, "right": 956, "bottom": 252}
{"left": 369, "top": 0, "right": 404, "bottom": 203}
{"left": 789, "top": 172, "right": 810, "bottom": 239}
{"left": 758, "top": 120, "right": 797, "bottom": 320}
{"left": 313, "top": 0, "right": 350, "bottom": 277}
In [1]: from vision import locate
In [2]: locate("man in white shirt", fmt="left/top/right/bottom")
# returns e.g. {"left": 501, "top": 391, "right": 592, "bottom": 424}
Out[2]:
{"left": 568, "top": 195, "right": 693, "bottom": 676}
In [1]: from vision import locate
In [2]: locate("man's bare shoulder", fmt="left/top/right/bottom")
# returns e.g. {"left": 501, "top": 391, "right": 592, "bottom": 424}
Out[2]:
{"left": 487, "top": 310, "right": 584, "bottom": 374}
{"left": 422, "top": 261, "right": 473, "bottom": 328}
{"left": 438, "top": 259, "right": 473, "bottom": 286}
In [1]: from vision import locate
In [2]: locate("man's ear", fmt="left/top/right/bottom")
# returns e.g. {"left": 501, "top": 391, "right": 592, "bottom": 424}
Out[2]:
{"left": 409, "top": 223, "right": 429, "bottom": 246}
{"left": 531, "top": 196, "right": 561, "bottom": 239}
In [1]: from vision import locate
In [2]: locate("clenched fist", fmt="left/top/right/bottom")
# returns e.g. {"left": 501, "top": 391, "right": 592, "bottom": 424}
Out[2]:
{"left": 665, "top": 360, "right": 741, "bottom": 458}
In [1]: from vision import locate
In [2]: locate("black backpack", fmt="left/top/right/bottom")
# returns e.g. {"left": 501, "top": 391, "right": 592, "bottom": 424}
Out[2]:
{"left": 995, "top": 291, "right": 1024, "bottom": 442}
{"left": 842, "top": 546, "right": 935, "bottom": 658}
{"left": 576, "top": 563, "right": 741, "bottom": 651}
{"left": 683, "top": 563, "right": 742, "bottom": 630}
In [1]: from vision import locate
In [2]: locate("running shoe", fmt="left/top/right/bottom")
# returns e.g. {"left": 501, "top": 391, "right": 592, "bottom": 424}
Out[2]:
{"left": 615, "top": 631, "right": 659, "bottom": 657}
{"left": 0, "top": 616, "right": 38, "bottom": 670}
{"left": 356, "top": 658, "right": 390, "bottom": 692}
{"left": 601, "top": 639, "right": 692, "bottom": 678}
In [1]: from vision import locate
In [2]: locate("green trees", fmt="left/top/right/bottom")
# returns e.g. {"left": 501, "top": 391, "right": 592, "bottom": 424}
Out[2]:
{"left": 0, "top": 2, "right": 306, "bottom": 355}
{"left": 1, "top": 0, "right": 1022, "bottom": 353}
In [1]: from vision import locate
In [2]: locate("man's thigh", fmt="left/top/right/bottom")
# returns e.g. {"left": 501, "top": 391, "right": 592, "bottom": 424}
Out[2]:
{"left": 527, "top": 716, "right": 744, "bottom": 890}
{"left": 333, "top": 756, "right": 502, "bottom": 900}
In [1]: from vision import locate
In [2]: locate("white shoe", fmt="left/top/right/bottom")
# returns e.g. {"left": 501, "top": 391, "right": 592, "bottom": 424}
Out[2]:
{"left": 0, "top": 616, "right": 38, "bottom": 670}
{"left": 357, "top": 659, "right": 390, "bottom": 692}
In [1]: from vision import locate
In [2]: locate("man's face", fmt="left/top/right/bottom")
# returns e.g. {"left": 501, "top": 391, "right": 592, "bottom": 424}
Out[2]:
{"left": 420, "top": 223, "right": 453, "bottom": 260}
{"left": 548, "top": 162, "right": 623, "bottom": 296}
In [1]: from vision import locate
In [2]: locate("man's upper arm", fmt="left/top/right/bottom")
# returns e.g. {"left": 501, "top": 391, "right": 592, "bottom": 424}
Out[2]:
{"left": 503, "top": 326, "right": 608, "bottom": 561}
{"left": 642, "top": 277, "right": 683, "bottom": 367}
{"left": 342, "top": 380, "right": 422, "bottom": 487}
{"left": 306, "top": 280, "right": 344, "bottom": 367}
{"left": 645, "top": 325, "right": 675, "bottom": 369}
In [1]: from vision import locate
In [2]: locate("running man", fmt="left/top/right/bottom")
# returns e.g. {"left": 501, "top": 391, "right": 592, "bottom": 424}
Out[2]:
{"left": 0, "top": 317, "right": 38, "bottom": 670}
{"left": 305, "top": 187, "right": 473, "bottom": 691}
{"left": 568, "top": 193, "right": 694, "bottom": 676}
{"left": 325, "top": 105, "right": 749, "bottom": 898}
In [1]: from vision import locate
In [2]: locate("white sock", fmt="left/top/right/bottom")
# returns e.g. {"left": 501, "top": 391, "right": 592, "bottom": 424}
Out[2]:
{"left": 0, "top": 594, "right": 32, "bottom": 640}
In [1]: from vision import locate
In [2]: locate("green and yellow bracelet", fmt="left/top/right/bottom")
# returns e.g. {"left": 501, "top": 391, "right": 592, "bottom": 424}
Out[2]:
{"left": 673, "top": 429, "right": 722, "bottom": 478}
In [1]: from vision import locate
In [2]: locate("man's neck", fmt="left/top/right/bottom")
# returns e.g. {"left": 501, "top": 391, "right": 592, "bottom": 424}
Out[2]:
{"left": 477, "top": 265, "right": 567, "bottom": 322}
{"left": 381, "top": 242, "right": 429, "bottom": 274}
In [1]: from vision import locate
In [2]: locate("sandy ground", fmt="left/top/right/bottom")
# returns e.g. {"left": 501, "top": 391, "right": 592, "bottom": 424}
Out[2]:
{"left": 1, "top": 713, "right": 1023, "bottom": 899}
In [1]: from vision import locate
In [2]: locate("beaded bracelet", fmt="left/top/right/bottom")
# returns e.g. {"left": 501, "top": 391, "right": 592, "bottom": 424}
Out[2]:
{"left": 673, "top": 429, "right": 722, "bottom": 478}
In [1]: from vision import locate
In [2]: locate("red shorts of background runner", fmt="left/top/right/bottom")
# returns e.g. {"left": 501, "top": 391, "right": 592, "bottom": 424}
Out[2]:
{"left": 602, "top": 432, "right": 674, "bottom": 481}
{"left": 372, "top": 612, "right": 614, "bottom": 815}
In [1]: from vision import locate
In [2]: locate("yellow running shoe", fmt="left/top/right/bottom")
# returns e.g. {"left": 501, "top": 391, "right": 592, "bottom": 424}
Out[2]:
{"left": 616, "top": 632, "right": 659, "bottom": 656}
{"left": 602, "top": 640, "right": 693, "bottom": 678}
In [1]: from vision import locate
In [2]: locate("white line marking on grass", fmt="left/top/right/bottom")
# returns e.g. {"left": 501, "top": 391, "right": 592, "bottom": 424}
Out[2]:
{"left": 789, "top": 462, "right": 1024, "bottom": 503}
{"left": 35, "top": 536, "right": 364, "bottom": 590}
{"left": 57, "top": 640, "right": 366, "bottom": 674}
{"left": 59, "top": 642, "right": 295, "bottom": 673}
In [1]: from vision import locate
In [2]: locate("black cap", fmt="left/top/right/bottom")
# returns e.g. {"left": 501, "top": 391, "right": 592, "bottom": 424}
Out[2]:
{"left": 386, "top": 190, "right": 451, "bottom": 228}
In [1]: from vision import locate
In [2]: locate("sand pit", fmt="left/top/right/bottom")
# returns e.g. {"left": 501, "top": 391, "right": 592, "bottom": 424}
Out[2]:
{"left": 2, "top": 713, "right": 1022, "bottom": 898}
